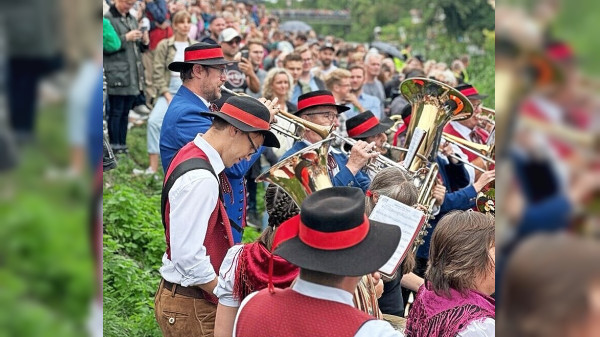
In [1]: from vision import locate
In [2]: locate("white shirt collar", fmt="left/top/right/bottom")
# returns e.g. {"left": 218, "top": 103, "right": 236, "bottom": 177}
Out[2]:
{"left": 292, "top": 278, "right": 354, "bottom": 307}
{"left": 193, "top": 92, "right": 211, "bottom": 109}
{"left": 193, "top": 134, "right": 225, "bottom": 174}
{"left": 449, "top": 120, "right": 473, "bottom": 140}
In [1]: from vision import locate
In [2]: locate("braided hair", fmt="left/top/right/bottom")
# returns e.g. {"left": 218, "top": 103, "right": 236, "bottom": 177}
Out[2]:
{"left": 259, "top": 184, "right": 300, "bottom": 251}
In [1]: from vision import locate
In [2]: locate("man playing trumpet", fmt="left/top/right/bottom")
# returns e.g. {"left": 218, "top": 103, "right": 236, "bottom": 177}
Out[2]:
{"left": 280, "top": 91, "right": 378, "bottom": 192}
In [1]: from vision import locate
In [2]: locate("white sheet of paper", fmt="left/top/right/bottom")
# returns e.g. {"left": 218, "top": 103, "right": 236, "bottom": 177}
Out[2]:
{"left": 369, "top": 195, "right": 425, "bottom": 277}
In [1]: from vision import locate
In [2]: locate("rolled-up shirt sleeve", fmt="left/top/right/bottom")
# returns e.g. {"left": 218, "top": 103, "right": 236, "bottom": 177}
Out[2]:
{"left": 214, "top": 245, "right": 243, "bottom": 307}
{"left": 165, "top": 170, "right": 219, "bottom": 287}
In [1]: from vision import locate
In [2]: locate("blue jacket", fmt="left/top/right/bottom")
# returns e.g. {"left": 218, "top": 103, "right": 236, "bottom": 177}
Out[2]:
{"left": 160, "top": 85, "right": 263, "bottom": 243}
{"left": 416, "top": 156, "right": 477, "bottom": 259}
{"left": 280, "top": 141, "right": 371, "bottom": 192}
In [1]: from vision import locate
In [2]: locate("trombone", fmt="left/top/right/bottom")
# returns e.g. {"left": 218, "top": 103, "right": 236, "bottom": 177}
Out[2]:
{"left": 442, "top": 133, "right": 496, "bottom": 165}
{"left": 219, "top": 86, "right": 332, "bottom": 140}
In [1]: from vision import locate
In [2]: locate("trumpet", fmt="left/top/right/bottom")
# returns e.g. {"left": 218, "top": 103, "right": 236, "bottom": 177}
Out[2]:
{"left": 219, "top": 86, "right": 331, "bottom": 140}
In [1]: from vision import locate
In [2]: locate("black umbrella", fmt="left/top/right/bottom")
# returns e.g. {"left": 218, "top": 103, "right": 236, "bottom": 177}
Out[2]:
{"left": 370, "top": 41, "right": 402, "bottom": 59}
{"left": 280, "top": 20, "right": 312, "bottom": 33}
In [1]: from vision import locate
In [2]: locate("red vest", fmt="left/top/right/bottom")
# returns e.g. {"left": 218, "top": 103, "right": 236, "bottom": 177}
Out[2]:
{"left": 443, "top": 123, "right": 488, "bottom": 162}
{"left": 163, "top": 141, "right": 234, "bottom": 303}
{"left": 236, "top": 288, "right": 374, "bottom": 336}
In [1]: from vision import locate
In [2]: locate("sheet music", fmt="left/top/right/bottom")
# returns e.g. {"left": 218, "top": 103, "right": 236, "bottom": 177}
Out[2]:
{"left": 369, "top": 195, "right": 425, "bottom": 277}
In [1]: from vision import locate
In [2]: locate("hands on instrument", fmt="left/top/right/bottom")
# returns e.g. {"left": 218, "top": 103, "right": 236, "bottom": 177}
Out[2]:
{"left": 371, "top": 272, "right": 384, "bottom": 299}
{"left": 432, "top": 179, "right": 447, "bottom": 206}
{"left": 473, "top": 169, "right": 495, "bottom": 192}
{"left": 439, "top": 141, "right": 459, "bottom": 164}
{"left": 346, "top": 140, "right": 379, "bottom": 175}
{"left": 258, "top": 97, "right": 279, "bottom": 123}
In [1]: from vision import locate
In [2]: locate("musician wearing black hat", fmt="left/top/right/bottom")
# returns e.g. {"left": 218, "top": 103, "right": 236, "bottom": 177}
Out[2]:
{"left": 155, "top": 96, "right": 280, "bottom": 337}
{"left": 234, "top": 187, "right": 404, "bottom": 336}
{"left": 345, "top": 110, "right": 392, "bottom": 179}
{"left": 280, "top": 91, "right": 379, "bottom": 192}
{"left": 160, "top": 42, "right": 278, "bottom": 244}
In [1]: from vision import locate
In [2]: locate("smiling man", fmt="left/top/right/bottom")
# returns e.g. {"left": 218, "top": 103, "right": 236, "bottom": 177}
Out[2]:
{"left": 156, "top": 96, "right": 279, "bottom": 337}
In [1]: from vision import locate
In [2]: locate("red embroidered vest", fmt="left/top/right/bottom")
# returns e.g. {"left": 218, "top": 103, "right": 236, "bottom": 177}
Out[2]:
{"left": 236, "top": 288, "right": 374, "bottom": 336}
{"left": 163, "top": 141, "right": 234, "bottom": 303}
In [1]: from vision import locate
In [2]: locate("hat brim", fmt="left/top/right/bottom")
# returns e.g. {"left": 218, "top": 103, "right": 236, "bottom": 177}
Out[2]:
{"left": 294, "top": 103, "right": 350, "bottom": 116}
{"left": 467, "top": 93, "right": 488, "bottom": 100}
{"left": 168, "top": 59, "right": 237, "bottom": 72}
{"left": 274, "top": 220, "right": 401, "bottom": 276}
{"left": 201, "top": 111, "right": 281, "bottom": 148}
{"left": 352, "top": 120, "right": 393, "bottom": 139}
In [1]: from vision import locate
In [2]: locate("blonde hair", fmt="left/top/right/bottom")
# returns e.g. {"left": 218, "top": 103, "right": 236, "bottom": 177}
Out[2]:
{"left": 262, "top": 67, "right": 294, "bottom": 101}
{"left": 172, "top": 10, "right": 191, "bottom": 25}
{"left": 324, "top": 68, "right": 351, "bottom": 91}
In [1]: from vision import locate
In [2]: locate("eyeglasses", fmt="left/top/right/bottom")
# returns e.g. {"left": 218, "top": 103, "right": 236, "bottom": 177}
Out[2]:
{"left": 205, "top": 65, "right": 227, "bottom": 75}
{"left": 305, "top": 111, "right": 337, "bottom": 122}
{"left": 246, "top": 133, "right": 259, "bottom": 156}
{"left": 225, "top": 39, "right": 240, "bottom": 46}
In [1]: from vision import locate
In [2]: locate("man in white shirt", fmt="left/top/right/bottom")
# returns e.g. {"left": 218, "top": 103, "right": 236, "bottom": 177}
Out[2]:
{"left": 233, "top": 187, "right": 405, "bottom": 336}
{"left": 155, "top": 96, "right": 280, "bottom": 337}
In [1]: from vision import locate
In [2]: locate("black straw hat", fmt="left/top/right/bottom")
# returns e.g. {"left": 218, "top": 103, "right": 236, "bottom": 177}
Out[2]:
{"left": 201, "top": 96, "right": 280, "bottom": 148}
{"left": 168, "top": 42, "right": 236, "bottom": 72}
{"left": 272, "top": 187, "right": 401, "bottom": 276}
{"left": 295, "top": 90, "right": 350, "bottom": 116}
{"left": 346, "top": 111, "right": 392, "bottom": 139}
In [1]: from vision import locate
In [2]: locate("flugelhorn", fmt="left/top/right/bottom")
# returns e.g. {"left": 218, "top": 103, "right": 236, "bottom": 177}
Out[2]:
{"left": 219, "top": 86, "right": 332, "bottom": 140}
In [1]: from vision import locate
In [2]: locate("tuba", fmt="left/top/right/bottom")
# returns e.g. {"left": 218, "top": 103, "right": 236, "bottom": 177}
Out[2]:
{"left": 398, "top": 78, "right": 473, "bottom": 209}
{"left": 256, "top": 138, "right": 334, "bottom": 207}
{"left": 398, "top": 78, "right": 474, "bottom": 246}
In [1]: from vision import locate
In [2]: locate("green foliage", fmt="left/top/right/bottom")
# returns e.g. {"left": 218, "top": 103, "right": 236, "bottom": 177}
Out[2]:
{"left": 103, "top": 124, "right": 164, "bottom": 336}
{"left": 0, "top": 103, "right": 94, "bottom": 336}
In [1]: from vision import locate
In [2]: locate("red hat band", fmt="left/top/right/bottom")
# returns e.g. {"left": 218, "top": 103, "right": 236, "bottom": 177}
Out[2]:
{"left": 184, "top": 48, "right": 225, "bottom": 62}
{"left": 460, "top": 87, "right": 479, "bottom": 97}
{"left": 348, "top": 116, "right": 379, "bottom": 137}
{"left": 220, "top": 103, "right": 270, "bottom": 130}
{"left": 299, "top": 214, "right": 370, "bottom": 250}
{"left": 297, "top": 94, "right": 337, "bottom": 111}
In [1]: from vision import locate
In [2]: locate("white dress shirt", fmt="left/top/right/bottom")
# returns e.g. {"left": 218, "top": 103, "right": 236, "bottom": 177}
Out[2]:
{"left": 159, "top": 134, "right": 225, "bottom": 287}
{"left": 232, "top": 278, "right": 404, "bottom": 337}
{"left": 457, "top": 318, "right": 495, "bottom": 337}
{"left": 448, "top": 121, "right": 476, "bottom": 184}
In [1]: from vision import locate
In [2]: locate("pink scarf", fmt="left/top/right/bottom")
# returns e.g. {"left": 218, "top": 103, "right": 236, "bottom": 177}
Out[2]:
{"left": 405, "top": 282, "right": 495, "bottom": 337}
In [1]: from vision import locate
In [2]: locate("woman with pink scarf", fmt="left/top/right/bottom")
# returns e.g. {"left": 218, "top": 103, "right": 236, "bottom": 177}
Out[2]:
{"left": 405, "top": 211, "right": 495, "bottom": 337}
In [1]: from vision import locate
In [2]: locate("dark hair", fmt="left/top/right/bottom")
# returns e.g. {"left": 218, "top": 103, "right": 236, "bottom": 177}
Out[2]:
{"left": 210, "top": 116, "right": 229, "bottom": 130}
{"left": 282, "top": 52, "right": 302, "bottom": 67}
{"left": 426, "top": 211, "right": 495, "bottom": 297}
{"left": 258, "top": 184, "right": 299, "bottom": 251}
{"left": 179, "top": 64, "right": 195, "bottom": 81}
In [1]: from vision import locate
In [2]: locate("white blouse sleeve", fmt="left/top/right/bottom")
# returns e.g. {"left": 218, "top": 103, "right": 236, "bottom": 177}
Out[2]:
{"left": 214, "top": 244, "right": 244, "bottom": 307}
{"left": 456, "top": 318, "right": 495, "bottom": 337}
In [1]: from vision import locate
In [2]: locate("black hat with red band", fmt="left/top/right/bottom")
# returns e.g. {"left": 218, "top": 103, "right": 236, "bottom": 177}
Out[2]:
{"left": 455, "top": 83, "right": 488, "bottom": 101}
{"left": 294, "top": 90, "right": 351, "bottom": 116}
{"left": 201, "top": 96, "right": 280, "bottom": 148}
{"left": 168, "top": 42, "right": 237, "bottom": 72}
{"left": 345, "top": 110, "right": 393, "bottom": 139}
{"left": 271, "top": 187, "right": 401, "bottom": 276}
